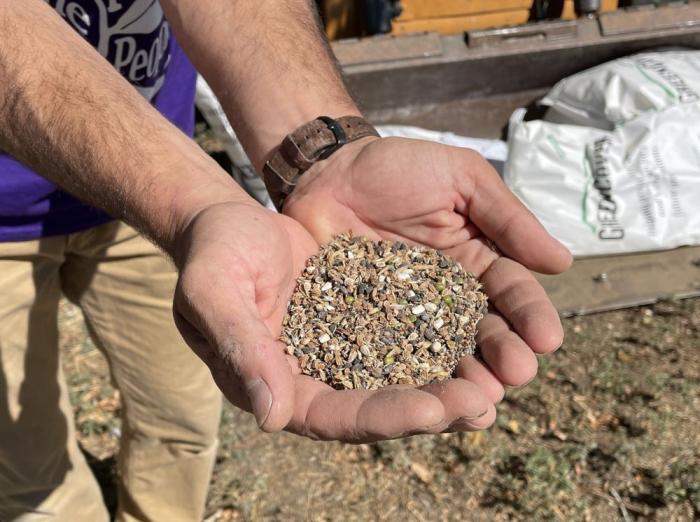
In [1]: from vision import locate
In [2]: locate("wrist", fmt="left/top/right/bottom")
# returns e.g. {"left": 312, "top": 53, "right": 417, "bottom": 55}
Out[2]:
{"left": 234, "top": 102, "right": 363, "bottom": 172}
{"left": 301, "top": 134, "right": 379, "bottom": 187}
{"left": 285, "top": 134, "right": 378, "bottom": 208}
{"left": 149, "top": 134, "right": 256, "bottom": 258}
{"left": 166, "top": 180, "right": 254, "bottom": 259}
{"left": 262, "top": 116, "right": 379, "bottom": 211}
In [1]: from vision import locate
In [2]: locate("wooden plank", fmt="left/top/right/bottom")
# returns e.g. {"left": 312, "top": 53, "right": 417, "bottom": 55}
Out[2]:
{"left": 397, "top": 0, "right": 532, "bottom": 21}
{"left": 562, "top": 0, "right": 618, "bottom": 20}
{"left": 322, "top": 0, "right": 363, "bottom": 40}
{"left": 392, "top": 10, "right": 531, "bottom": 35}
{"left": 343, "top": 19, "right": 700, "bottom": 111}
{"left": 599, "top": 3, "right": 700, "bottom": 36}
{"left": 535, "top": 246, "right": 700, "bottom": 316}
{"left": 333, "top": 33, "right": 443, "bottom": 67}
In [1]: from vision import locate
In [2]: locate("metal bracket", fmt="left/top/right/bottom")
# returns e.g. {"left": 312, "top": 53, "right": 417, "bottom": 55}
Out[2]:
{"left": 466, "top": 20, "right": 578, "bottom": 49}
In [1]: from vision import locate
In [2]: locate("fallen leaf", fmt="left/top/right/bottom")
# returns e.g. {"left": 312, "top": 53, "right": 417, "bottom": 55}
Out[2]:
{"left": 410, "top": 462, "right": 433, "bottom": 484}
{"left": 588, "top": 412, "right": 619, "bottom": 431}
{"left": 553, "top": 430, "right": 568, "bottom": 441}
{"left": 616, "top": 350, "right": 632, "bottom": 363}
{"left": 508, "top": 420, "right": 520, "bottom": 434}
{"left": 466, "top": 431, "right": 483, "bottom": 447}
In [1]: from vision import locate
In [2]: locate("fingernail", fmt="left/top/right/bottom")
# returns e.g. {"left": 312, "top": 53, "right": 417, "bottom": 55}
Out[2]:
{"left": 424, "top": 418, "right": 447, "bottom": 430}
{"left": 447, "top": 410, "right": 489, "bottom": 431}
{"left": 461, "top": 409, "right": 489, "bottom": 421}
{"left": 246, "top": 378, "right": 272, "bottom": 428}
{"left": 401, "top": 419, "right": 446, "bottom": 437}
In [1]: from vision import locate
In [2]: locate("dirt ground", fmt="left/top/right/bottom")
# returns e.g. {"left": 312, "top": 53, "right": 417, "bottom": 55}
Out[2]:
{"left": 59, "top": 294, "right": 700, "bottom": 522}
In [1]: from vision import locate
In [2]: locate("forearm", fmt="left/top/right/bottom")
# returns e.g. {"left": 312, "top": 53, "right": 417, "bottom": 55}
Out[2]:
{"left": 0, "top": 0, "right": 250, "bottom": 255}
{"left": 161, "top": 0, "right": 360, "bottom": 171}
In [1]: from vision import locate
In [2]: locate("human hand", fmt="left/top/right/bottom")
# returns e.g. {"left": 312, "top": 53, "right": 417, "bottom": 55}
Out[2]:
{"left": 283, "top": 136, "right": 573, "bottom": 415}
{"left": 171, "top": 201, "right": 497, "bottom": 441}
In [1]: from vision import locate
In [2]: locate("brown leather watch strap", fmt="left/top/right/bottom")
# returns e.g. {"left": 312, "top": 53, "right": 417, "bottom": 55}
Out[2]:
{"left": 263, "top": 116, "right": 379, "bottom": 210}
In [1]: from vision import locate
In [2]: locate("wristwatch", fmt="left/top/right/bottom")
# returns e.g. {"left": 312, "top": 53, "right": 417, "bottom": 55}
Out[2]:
{"left": 262, "top": 116, "right": 379, "bottom": 210}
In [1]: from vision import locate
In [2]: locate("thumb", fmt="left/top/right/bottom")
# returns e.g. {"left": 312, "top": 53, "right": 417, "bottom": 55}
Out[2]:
{"left": 176, "top": 279, "right": 295, "bottom": 432}
{"left": 220, "top": 307, "right": 295, "bottom": 433}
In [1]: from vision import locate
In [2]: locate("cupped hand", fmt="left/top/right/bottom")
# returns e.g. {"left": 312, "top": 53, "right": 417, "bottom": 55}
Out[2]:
{"left": 284, "top": 136, "right": 573, "bottom": 409}
{"left": 171, "top": 201, "right": 496, "bottom": 441}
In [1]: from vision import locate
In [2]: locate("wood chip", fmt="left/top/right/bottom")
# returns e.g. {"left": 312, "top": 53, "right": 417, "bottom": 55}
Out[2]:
{"left": 410, "top": 462, "right": 434, "bottom": 484}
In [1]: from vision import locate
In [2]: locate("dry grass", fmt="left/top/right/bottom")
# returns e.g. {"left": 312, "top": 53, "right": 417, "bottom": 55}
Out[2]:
{"left": 59, "top": 296, "right": 700, "bottom": 521}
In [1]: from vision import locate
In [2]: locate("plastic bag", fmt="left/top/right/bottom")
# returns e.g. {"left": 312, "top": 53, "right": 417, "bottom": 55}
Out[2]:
{"left": 377, "top": 125, "right": 508, "bottom": 173}
{"left": 195, "top": 76, "right": 509, "bottom": 206}
{"left": 195, "top": 76, "right": 275, "bottom": 208}
{"left": 540, "top": 50, "right": 700, "bottom": 130}
{"left": 505, "top": 104, "right": 700, "bottom": 256}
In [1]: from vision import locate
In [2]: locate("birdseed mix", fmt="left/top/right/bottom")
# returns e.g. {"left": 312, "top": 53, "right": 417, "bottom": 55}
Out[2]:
{"left": 281, "top": 234, "right": 488, "bottom": 390}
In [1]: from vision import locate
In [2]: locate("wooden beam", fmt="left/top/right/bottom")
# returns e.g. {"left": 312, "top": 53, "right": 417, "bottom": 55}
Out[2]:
{"left": 392, "top": 10, "right": 530, "bottom": 35}
{"left": 397, "top": 0, "right": 533, "bottom": 21}
{"left": 536, "top": 246, "right": 700, "bottom": 316}
{"left": 322, "top": 0, "right": 364, "bottom": 40}
{"left": 562, "top": 0, "right": 618, "bottom": 19}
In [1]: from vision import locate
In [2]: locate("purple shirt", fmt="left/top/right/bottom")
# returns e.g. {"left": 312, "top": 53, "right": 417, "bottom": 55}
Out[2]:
{"left": 0, "top": 1, "right": 196, "bottom": 242}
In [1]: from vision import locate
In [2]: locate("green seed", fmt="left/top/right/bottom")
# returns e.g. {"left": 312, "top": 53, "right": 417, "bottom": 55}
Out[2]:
{"left": 443, "top": 295, "right": 454, "bottom": 307}
{"left": 435, "top": 283, "right": 446, "bottom": 292}
{"left": 345, "top": 295, "right": 355, "bottom": 305}
{"left": 384, "top": 354, "right": 395, "bottom": 365}
{"left": 408, "top": 314, "right": 417, "bottom": 323}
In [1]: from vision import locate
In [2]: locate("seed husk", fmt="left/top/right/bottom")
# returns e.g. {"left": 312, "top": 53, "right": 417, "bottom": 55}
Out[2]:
{"left": 281, "top": 234, "right": 488, "bottom": 390}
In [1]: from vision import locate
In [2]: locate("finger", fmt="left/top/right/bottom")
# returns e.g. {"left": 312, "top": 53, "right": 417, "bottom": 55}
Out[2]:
{"left": 443, "top": 237, "right": 499, "bottom": 278}
{"left": 455, "top": 356, "right": 505, "bottom": 404}
{"left": 457, "top": 150, "right": 572, "bottom": 274}
{"left": 477, "top": 312, "right": 539, "bottom": 386}
{"left": 419, "top": 378, "right": 492, "bottom": 430}
{"left": 289, "top": 377, "right": 446, "bottom": 442}
{"left": 481, "top": 257, "right": 564, "bottom": 354}
{"left": 443, "top": 242, "right": 542, "bottom": 389}
{"left": 445, "top": 403, "right": 497, "bottom": 432}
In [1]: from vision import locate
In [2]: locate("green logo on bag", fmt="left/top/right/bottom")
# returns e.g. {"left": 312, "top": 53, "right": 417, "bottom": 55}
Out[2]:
{"left": 582, "top": 137, "right": 625, "bottom": 240}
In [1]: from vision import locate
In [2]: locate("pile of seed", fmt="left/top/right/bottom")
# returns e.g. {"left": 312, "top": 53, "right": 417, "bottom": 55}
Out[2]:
{"left": 281, "top": 234, "right": 488, "bottom": 390}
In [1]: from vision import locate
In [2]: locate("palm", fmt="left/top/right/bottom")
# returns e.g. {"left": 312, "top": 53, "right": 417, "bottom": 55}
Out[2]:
{"left": 173, "top": 202, "right": 495, "bottom": 441}
{"left": 290, "top": 138, "right": 470, "bottom": 248}
{"left": 285, "top": 137, "right": 573, "bottom": 402}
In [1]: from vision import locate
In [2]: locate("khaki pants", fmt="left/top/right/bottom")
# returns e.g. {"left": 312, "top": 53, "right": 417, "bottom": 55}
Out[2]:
{"left": 0, "top": 221, "right": 222, "bottom": 522}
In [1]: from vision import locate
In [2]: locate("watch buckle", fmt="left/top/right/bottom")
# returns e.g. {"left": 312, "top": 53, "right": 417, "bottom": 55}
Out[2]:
{"left": 316, "top": 116, "right": 348, "bottom": 159}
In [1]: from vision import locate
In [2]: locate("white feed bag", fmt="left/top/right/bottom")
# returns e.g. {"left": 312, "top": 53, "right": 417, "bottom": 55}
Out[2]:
{"left": 505, "top": 104, "right": 700, "bottom": 256}
{"left": 540, "top": 51, "right": 700, "bottom": 130}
